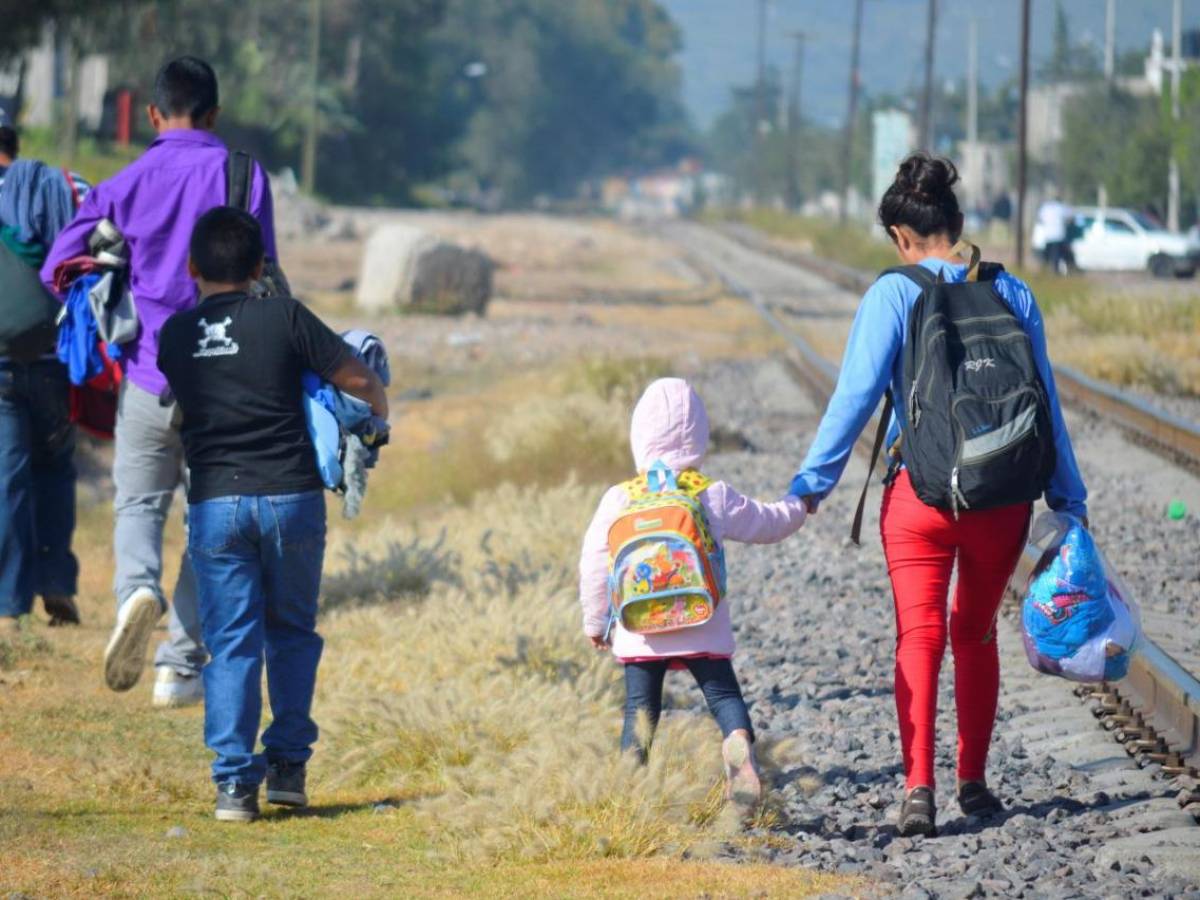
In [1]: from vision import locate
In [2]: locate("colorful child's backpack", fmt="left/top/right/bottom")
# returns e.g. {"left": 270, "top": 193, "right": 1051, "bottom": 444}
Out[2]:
{"left": 606, "top": 460, "right": 726, "bottom": 636}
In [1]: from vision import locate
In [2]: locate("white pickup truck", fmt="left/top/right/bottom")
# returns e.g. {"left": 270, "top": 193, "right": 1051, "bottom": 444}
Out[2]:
{"left": 1033, "top": 207, "right": 1200, "bottom": 278}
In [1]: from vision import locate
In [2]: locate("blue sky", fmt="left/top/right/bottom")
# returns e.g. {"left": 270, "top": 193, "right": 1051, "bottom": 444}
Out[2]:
{"left": 659, "top": 0, "right": 1197, "bottom": 129}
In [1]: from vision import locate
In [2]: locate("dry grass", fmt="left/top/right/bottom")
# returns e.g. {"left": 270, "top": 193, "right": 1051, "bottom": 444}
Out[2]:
{"left": 0, "top": 347, "right": 849, "bottom": 897}
{"left": 1025, "top": 275, "right": 1200, "bottom": 396}
{"left": 357, "top": 356, "right": 672, "bottom": 521}
{"left": 320, "top": 481, "right": 809, "bottom": 867}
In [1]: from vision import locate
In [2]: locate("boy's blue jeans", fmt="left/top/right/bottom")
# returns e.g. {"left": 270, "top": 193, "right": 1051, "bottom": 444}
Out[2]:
{"left": 621, "top": 656, "right": 755, "bottom": 761}
{"left": 0, "top": 360, "right": 78, "bottom": 617}
{"left": 188, "top": 491, "right": 326, "bottom": 786}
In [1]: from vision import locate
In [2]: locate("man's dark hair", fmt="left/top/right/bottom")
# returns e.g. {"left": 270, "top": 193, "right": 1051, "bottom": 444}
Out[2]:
{"left": 0, "top": 126, "right": 18, "bottom": 160}
{"left": 153, "top": 56, "right": 219, "bottom": 121}
{"left": 190, "top": 207, "right": 264, "bottom": 284}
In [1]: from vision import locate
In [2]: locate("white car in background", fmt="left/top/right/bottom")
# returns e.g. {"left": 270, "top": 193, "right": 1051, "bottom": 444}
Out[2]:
{"left": 1068, "top": 207, "right": 1200, "bottom": 278}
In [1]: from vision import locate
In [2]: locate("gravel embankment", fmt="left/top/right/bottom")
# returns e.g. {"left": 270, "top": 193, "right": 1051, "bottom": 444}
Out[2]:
{"left": 671, "top": 355, "right": 1200, "bottom": 898}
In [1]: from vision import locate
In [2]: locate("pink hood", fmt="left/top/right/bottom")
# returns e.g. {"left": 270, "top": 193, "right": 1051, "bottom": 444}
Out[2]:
{"left": 629, "top": 378, "right": 710, "bottom": 473}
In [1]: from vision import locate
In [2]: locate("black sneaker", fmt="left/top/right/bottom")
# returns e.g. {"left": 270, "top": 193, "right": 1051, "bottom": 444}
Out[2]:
{"left": 897, "top": 786, "right": 937, "bottom": 837}
{"left": 266, "top": 761, "right": 308, "bottom": 808}
{"left": 958, "top": 781, "right": 1004, "bottom": 817}
{"left": 215, "top": 782, "right": 260, "bottom": 822}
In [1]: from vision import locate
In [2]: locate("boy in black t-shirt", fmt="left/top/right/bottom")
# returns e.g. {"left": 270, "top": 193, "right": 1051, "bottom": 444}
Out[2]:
{"left": 159, "top": 207, "right": 387, "bottom": 822}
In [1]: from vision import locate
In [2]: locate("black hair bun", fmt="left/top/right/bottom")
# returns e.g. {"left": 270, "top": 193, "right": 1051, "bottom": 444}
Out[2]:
{"left": 895, "top": 153, "right": 959, "bottom": 199}
{"left": 878, "top": 152, "right": 963, "bottom": 240}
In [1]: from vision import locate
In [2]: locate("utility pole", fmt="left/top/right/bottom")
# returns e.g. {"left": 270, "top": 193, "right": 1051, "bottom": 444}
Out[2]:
{"left": 967, "top": 17, "right": 978, "bottom": 147}
{"left": 840, "top": 0, "right": 865, "bottom": 223}
{"left": 787, "top": 31, "right": 805, "bottom": 211}
{"left": 756, "top": 0, "right": 769, "bottom": 135}
{"left": 918, "top": 0, "right": 938, "bottom": 151}
{"left": 1168, "top": 0, "right": 1182, "bottom": 232}
{"left": 1015, "top": 0, "right": 1031, "bottom": 268}
{"left": 301, "top": 0, "right": 322, "bottom": 194}
{"left": 1104, "top": 0, "right": 1116, "bottom": 82}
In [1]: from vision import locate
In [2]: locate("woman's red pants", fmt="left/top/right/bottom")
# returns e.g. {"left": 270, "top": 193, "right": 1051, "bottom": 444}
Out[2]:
{"left": 880, "top": 470, "right": 1031, "bottom": 790}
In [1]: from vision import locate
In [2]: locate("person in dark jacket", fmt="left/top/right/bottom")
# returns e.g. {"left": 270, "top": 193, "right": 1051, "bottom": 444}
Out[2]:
{"left": 0, "top": 118, "right": 85, "bottom": 635}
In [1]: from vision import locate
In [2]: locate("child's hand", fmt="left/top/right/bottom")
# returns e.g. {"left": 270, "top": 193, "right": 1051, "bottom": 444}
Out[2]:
{"left": 589, "top": 635, "right": 610, "bottom": 651}
{"left": 800, "top": 495, "right": 821, "bottom": 515}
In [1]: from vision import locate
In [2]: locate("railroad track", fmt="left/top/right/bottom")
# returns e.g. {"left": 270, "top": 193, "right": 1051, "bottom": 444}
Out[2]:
{"left": 719, "top": 222, "right": 1200, "bottom": 475}
{"left": 667, "top": 220, "right": 1200, "bottom": 806}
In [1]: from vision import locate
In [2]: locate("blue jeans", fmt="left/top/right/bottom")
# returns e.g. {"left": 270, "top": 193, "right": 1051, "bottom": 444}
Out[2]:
{"left": 620, "top": 657, "right": 754, "bottom": 761}
{"left": 188, "top": 491, "right": 326, "bottom": 786}
{"left": 0, "top": 360, "right": 78, "bottom": 617}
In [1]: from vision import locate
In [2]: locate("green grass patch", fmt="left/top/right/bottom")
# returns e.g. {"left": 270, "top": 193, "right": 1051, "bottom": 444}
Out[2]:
{"left": 17, "top": 128, "right": 141, "bottom": 185}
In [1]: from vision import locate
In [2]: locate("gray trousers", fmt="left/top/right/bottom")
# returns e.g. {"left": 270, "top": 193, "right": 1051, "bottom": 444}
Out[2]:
{"left": 113, "top": 381, "right": 206, "bottom": 675}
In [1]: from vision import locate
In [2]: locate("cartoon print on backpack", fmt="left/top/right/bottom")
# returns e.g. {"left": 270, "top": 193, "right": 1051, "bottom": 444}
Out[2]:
{"left": 608, "top": 460, "right": 725, "bottom": 636}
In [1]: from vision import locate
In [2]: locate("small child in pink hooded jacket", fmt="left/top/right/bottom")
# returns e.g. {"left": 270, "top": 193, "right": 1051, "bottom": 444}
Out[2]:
{"left": 578, "top": 378, "right": 806, "bottom": 807}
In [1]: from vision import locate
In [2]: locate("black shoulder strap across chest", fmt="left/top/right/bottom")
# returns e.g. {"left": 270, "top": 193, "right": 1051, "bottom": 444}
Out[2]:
{"left": 226, "top": 151, "right": 253, "bottom": 211}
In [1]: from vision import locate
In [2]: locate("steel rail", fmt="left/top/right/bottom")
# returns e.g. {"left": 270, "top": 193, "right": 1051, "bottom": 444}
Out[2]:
{"left": 707, "top": 249, "right": 1200, "bottom": 783}
{"left": 718, "top": 223, "right": 1200, "bottom": 472}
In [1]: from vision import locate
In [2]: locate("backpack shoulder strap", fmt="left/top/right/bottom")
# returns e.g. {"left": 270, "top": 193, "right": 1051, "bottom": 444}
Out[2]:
{"left": 850, "top": 390, "right": 894, "bottom": 546}
{"left": 620, "top": 475, "right": 648, "bottom": 502}
{"left": 226, "top": 150, "right": 254, "bottom": 211}
{"left": 676, "top": 468, "right": 712, "bottom": 497}
{"left": 878, "top": 264, "right": 937, "bottom": 291}
{"left": 977, "top": 261, "right": 1005, "bottom": 282}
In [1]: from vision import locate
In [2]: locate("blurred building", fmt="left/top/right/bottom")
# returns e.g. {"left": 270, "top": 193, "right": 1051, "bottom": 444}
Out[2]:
{"left": 957, "top": 140, "right": 1010, "bottom": 215}
{"left": 1029, "top": 27, "right": 1197, "bottom": 164}
{"left": 0, "top": 23, "right": 109, "bottom": 131}
{"left": 871, "top": 109, "right": 915, "bottom": 209}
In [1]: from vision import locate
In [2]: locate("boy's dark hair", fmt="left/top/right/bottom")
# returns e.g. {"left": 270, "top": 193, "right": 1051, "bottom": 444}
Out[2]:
{"left": 190, "top": 207, "right": 264, "bottom": 284}
{"left": 878, "top": 152, "right": 963, "bottom": 243}
{"left": 153, "top": 56, "right": 219, "bottom": 121}
{"left": 0, "top": 126, "right": 18, "bottom": 160}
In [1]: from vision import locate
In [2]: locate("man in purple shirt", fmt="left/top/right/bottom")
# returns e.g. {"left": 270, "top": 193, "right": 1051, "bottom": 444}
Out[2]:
{"left": 42, "top": 57, "right": 278, "bottom": 708}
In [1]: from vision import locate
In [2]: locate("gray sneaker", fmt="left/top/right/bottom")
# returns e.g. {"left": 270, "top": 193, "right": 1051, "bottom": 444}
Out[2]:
{"left": 215, "top": 782, "right": 260, "bottom": 822}
{"left": 266, "top": 761, "right": 308, "bottom": 808}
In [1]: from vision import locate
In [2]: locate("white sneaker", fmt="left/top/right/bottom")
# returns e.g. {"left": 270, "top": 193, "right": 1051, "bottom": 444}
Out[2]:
{"left": 104, "top": 588, "right": 163, "bottom": 692}
{"left": 722, "top": 731, "right": 763, "bottom": 815}
{"left": 152, "top": 667, "right": 204, "bottom": 708}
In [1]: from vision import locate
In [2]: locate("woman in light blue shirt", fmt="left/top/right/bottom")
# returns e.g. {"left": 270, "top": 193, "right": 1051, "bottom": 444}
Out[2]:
{"left": 788, "top": 154, "right": 1088, "bottom": 837}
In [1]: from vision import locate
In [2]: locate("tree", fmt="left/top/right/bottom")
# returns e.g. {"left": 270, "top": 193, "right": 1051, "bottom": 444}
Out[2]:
{"left": 431, "top": 0, "right": 694, "bottom": 204}
{"left": 1039, "top": 1, "right": 1100, "bottom": 83}
{"left": 1060, "top": 85, "right": 1169, "bottom": 211}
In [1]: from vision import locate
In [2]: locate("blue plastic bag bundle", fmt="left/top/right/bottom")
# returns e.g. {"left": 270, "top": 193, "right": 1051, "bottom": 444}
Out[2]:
{"left": 1021, "top": 512, "right": 1141, "bottom": 683}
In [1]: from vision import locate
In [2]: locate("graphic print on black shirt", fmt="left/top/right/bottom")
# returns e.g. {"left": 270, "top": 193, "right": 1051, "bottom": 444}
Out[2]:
{"left": 157, "top": 291, "right": 348, "bottom": 503}
{"left": 193, "top": 316, "right": 239, "bottom": 357}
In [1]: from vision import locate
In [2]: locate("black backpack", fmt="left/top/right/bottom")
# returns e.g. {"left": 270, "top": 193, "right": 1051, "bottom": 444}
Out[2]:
{"left": 225, "top": 150, "right": 291, "bottom": 299}
{"left": 851, "top": 246, "right": 1056, "bottom": 543}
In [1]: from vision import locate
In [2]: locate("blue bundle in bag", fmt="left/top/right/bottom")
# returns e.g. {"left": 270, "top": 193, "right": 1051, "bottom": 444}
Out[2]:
{"left": 1021, "top": 513, "right": 1140, "bottom": 683}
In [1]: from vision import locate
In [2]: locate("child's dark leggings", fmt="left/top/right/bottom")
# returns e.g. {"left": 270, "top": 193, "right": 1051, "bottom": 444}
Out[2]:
{"left": 621, "top": 656, "right": 754, "bottom": 761}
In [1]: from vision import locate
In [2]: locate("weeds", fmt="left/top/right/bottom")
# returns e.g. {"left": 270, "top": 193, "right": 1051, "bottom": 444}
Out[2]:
{"left": 0, "top": 620, "right": 53, "bottom": 671}
{"left": 321, "top": 529, "right": 460, "bottom": 613}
